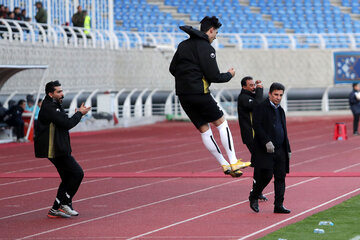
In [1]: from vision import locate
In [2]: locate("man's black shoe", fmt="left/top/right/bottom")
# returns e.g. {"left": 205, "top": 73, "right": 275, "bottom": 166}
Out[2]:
{"left": 258, "top": 194, "right": 268, "bottom": 201}
{"left": 249, "top": 196, "right": 259, "bottom": 213}
{"left": 274, "top": 205, "right": 291, "bottom": 214}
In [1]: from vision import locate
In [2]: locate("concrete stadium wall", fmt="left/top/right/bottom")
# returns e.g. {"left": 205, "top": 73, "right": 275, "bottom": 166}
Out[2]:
{"left": 0, "top": 42, "right": 335, "bottom": 94}
{"left": 216, "top": 49, "right": 334, "bottom": 89}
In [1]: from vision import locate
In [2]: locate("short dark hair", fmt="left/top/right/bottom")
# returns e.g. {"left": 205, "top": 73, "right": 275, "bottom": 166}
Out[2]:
{"left": 45, "top": 80, "right": 61, "bottom": 95}
{"left": 269, "top": 82, "right": 285, "bottom": 93}
{"left": 200, "top": 16, "right": 222, "bottom": 32}
{"left": 241, "top": 76, "right": 253, "bottom": 87}
{"left": 352, "top": 82, "right": 359, "bottom": 89}
{"left": 18, "top": 99, "right": 26, "bottom": 106}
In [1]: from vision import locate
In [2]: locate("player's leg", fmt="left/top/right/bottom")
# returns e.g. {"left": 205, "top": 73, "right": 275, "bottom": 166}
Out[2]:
{"left": 47, "top": 157, "right": 71, "bottom": 218}
{"left": 212, "top": 117, "right": 251, "bottom": 174}
{"left": 58, "top": 155, "right": 84, "bottom": 216}
{"left": 198, "top": 123, "right": 232, "bottom": 174}
{"left": 179, "top": 95, "right": 233, "bottom": 175}
{"left": 49, "top": 156, "right": 83, "bottom": 217}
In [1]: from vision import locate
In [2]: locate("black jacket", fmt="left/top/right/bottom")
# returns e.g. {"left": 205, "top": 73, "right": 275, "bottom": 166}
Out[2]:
{"left": 169, "top": 26, "right": 232, "bottom": 95}
{"left": 251, "top": 99, "right": 291, "bottom": 173}
{"left": 349, "top": 90, "right": 360, "bottom": 115}
{"left": 34, "top": 95, "right": 83, "bottom": 158}
{"left": 5, "top": 105, "right": 24, "bottom": 126}
{"left": 237, "top": 88, "right": 263, "bottom": 144}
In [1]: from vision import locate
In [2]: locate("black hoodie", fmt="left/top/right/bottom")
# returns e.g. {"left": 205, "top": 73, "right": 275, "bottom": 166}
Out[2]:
{"left": 34, "top": 95, "right": 83, "bottom": 158}
{"left": 169, "top": 26, "right": 232, "bottom": 95}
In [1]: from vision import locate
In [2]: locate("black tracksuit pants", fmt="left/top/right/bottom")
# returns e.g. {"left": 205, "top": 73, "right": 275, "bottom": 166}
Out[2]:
{"left": 246, "top": 143, "right": 263, "bottom": 195}
{"left": 49, "top": 155, "right": 84, "bottom": 209}
{"left": 251, "top": 147, "right": 287, "bottom": 207}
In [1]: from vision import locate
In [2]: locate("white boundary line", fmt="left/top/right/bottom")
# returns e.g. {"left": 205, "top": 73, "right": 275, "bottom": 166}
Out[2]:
{"left": 238, "top": 187, "right": 360, "bottom": 240}
{"left": 0, "top": 178, "right": 110, "bottom": 201}
{"left": 0, "top": 178, "right": 174, "bottom": 220}
{"left": 125, "top": 177, "right": 318, "bottom": 240}
{"left": 0, "top": 178, "right": 42, "bottom": 186}
{"left": 17, "top": 178, "right": 247, "bottom": 240}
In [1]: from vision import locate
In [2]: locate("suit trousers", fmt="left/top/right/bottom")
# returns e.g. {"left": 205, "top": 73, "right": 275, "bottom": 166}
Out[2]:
{"left": 49, "top": 155, "right": 84, "bottom": 208}
{"left": 251, "top": 147, "right": 287, "bottom": 207}
{"left": 353, "top": 113, "right": 360, "bottom": 133}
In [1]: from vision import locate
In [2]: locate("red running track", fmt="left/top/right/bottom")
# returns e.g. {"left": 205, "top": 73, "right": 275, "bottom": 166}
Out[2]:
{"left": 0, "top": 115, "right": 360, "bottom": 239}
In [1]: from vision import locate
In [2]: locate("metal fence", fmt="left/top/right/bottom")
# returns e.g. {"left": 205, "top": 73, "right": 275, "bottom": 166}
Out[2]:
{"left": 2, "top": 19, "right": 360, "bottom": 50}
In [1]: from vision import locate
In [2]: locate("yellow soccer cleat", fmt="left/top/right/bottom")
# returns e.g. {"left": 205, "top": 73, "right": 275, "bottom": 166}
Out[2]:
{"left": 222, "top": 165, "right": 243, "bottom": 178}
{"left": 221, "top": 165, "right": 231, "bottom": 175}
{"left": 230, "top": 159, "right": 251, "bottom": 173}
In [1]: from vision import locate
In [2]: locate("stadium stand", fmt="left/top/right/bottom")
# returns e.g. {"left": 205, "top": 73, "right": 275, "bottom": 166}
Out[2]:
{"left": 2, "top": 0, "right": 360, "bottom": 49}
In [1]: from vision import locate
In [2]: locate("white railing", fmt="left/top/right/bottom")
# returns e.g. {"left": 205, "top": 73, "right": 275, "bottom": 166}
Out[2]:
{"left": 2, "top": 19, "right": 360, "bottom": 50}
{"left": 0, "top": 19, "right": 118, "bottom": 49}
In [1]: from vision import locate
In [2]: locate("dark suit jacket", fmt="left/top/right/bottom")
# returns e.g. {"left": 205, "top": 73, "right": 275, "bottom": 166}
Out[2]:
{"left": 251, "top": 98, "right": 291, "bottom": 173}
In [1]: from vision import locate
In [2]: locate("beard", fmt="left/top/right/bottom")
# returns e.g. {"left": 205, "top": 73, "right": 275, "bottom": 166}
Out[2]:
{"left": 54, "top": 96, "right": 64, "bottom": 104}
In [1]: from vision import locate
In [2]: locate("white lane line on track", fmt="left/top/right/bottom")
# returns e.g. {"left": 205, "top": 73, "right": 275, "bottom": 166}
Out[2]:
{"left": 238, "top": 187, "right": 360, "bottom": 240}
{"left": 0, "top": 178, "right": 110, "bottom": 201}
{"left": 3, "top": 142, "right": 360, "bottom": 200}
{"left": 1, "top": 137, "right": 200, "bottom": 167}
{"left": 0, "top": 178, "right": 177, "bottom": 220}
{"left": 16, "top": 178, "right": 248, "bottom": 240}
{"left": 125, "top": 177, "right": 319, "bottom": 240}
{"left": 4, "top": 140, "right": 206, "bottom": 174}
{"left": 334, "top": 162, "right": 360, "bottom": 173}
{"left": 291, "top": 146, "right": 360, "bottom": 168}
{"left": 0, "top": 122, "right": 336, "bottom": 169}
{"left": 0, "top": 178, "right": 42, "bottom": 186}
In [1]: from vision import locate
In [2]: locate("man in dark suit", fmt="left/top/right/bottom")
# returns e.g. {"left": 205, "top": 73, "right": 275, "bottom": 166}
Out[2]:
{"left": 349, "top": 82, "right": 360, "bottom": 135}
{"left": 248, "top": 82, "right": 291, "bottom": 214}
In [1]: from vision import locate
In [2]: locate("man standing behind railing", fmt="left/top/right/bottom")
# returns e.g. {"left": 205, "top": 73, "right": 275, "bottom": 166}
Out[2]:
{"left": 35, "top": 1, "right": 47, "bottom": 24}
{"left": 72, "top": 6, "right": 84, "bottom": 28}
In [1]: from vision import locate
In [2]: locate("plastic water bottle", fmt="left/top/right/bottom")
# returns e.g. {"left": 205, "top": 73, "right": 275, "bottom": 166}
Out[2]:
{"left": 278, "top": 238, "right": 287, "bottom": 240}
{"left": 319, "top": 221, "right": 334, "bottom": 226}
{"left": 314, "top": 228, "right": 325, "bottom": 234}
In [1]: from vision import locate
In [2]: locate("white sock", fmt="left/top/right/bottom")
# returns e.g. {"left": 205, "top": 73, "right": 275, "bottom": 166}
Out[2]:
{"left": 217, "top": 120, "right": 238, "bottom": 164}
{"left": 201, "top": 127, "right": 229, "bottom": 166}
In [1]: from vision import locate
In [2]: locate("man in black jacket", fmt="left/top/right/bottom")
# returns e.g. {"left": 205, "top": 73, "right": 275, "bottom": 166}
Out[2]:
{"left": 5, "top": 99, "right": 26, "bottom": 142}
{"left": 34, "top": 80, "right": 90, "bottom": 218}
{"left": 169, "top": 16, "right": 250, "bottom": 177}
{"left": 237, "top": 76, "right": 267, "bottom": 201}
{"left": 248, "top": 82, "right": 291, "bottom": 214}
{"left": 349, "top": 82, "right": 360, "bottom": 135}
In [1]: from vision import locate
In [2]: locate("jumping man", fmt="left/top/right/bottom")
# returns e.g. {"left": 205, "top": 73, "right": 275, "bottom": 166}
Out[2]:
{"left": 169, "top": 16, "right": 250, "bottom": 176}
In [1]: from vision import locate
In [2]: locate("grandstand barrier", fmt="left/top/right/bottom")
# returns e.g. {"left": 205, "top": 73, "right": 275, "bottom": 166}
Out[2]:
{"left": 2, "top": 19, "right": 360, "bottom": 50}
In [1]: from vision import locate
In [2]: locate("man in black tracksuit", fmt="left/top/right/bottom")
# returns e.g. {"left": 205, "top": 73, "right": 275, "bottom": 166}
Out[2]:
{"left": 248, "top": 82, "right": 291, "bottom": 214}
{"left": 169, "top": 16, "right": 250, "bottom": 177}
{"left": 34, "top": 80, "right": 90, "bottom": 218}
{"left": 237, "top": 76, "right": 267, "bottom": 201}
